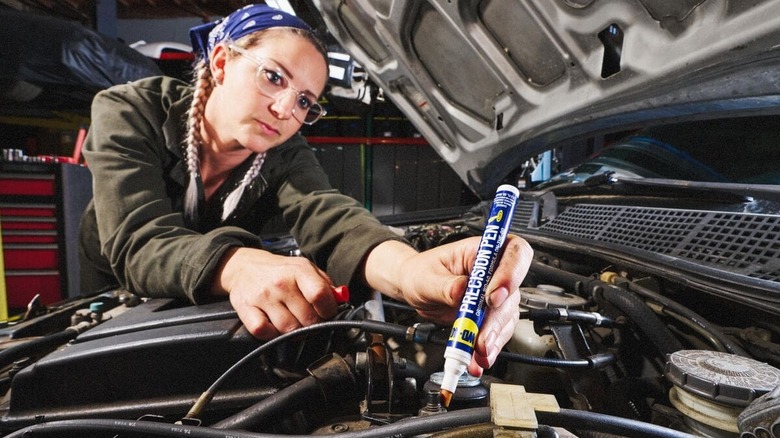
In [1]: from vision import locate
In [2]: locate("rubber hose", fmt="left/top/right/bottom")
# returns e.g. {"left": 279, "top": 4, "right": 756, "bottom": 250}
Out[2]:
{"left": 204, "top": 320, "right": 409, "bottom": 400}
{"left": 2, "top": 408, "right": 491, "bottom": 438}
{"left": 4, "top": 407, "right": 699, "bottom": 438}
{"left": 537, "top": 408, "right": 698, "bottom": 438}
{"left": 499, "top": 350, "right": 616, "bottom": 369}
{"left": 600, "top": 285, "right": 684, "bottom": 355}
{"left": 530, "top": 260, "right": 683, "bottom": 355}
{"left": 210, "top": 375, "right": 320, "bottom": 430}
{"left": 530, "top": 260, "right": 593, "bottom": 292}
{"left": 0, "top": 329, "right": 78, "bottom": 370}
{"left": 626, "top": 281, "right": 747, "bottom": 356}
{"left": 526, "top": 308, "right": 619, "bottom": 328}
{"left": 425, "top": 323, "right": 616, "bottom": 369}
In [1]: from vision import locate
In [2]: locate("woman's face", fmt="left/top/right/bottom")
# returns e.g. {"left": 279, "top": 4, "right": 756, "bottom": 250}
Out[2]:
{"left": 206, "top": 30, "right": 327, "bottom": 154}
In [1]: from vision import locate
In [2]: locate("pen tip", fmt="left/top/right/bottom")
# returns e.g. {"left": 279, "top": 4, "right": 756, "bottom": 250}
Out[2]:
{"left": 440, "top": 389, "right": 453, "bottom": 408}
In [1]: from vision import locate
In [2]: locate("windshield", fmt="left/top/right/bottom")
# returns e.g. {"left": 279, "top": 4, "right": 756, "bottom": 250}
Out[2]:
{"left": 540, "top": 115, "right": 780, "bottom": 188}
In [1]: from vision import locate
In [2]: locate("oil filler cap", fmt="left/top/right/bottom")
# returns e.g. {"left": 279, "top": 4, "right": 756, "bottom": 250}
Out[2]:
{"left": 665, "top": 350, "right": 780, "bottom": 407}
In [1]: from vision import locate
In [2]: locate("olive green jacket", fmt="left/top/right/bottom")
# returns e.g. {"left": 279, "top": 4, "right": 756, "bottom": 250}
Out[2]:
{"left": 79, "top": 76, "right": 403, "bottom": 304}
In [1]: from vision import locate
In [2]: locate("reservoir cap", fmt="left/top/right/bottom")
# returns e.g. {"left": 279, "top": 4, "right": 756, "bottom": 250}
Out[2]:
{"left": 665, "top": 350, "right": 780, "bottom": 407}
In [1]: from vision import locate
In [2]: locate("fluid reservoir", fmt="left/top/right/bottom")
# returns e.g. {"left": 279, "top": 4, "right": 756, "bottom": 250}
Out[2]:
{"left": 423, "top": 371, "right": 488, "bottom": 410}
{"left": 665, "top": 350, "right": 780, "bottom": 437}
{"left": 505, "top": 285, "right": 588, "bottom": 391}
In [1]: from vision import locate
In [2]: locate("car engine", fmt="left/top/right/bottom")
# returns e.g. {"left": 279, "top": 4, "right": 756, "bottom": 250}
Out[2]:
{"left": 0, "top": 197, "right": 778, "bottom": 438}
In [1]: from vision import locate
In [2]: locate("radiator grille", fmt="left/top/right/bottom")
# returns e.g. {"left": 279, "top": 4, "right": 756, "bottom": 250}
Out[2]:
{"left": 536, "top": 205, "right": 780, "bottom": 283}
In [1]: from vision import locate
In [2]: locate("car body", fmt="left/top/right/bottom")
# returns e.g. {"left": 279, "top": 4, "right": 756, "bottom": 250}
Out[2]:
{"left": 1, "top": 1, "right": 779, "bottom": 437}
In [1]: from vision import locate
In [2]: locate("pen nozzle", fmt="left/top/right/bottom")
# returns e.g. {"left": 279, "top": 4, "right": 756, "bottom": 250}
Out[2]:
{"left": 439, "top": 389, "right": 453, "bottom": 408}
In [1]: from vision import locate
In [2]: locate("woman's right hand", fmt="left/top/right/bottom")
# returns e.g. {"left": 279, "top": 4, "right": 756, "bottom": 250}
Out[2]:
{"left": 213, "top": 247, "right": 339, "bottom": 340}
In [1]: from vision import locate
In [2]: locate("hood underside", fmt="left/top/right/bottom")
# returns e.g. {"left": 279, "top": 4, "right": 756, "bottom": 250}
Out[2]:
{"left": 311, "top": 0, "right": 780, "bottom": 198}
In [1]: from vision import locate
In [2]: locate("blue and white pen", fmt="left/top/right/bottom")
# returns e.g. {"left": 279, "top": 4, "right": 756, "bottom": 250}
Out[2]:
{"left": 439, "top": 184, "right": 519, "bottom": 407}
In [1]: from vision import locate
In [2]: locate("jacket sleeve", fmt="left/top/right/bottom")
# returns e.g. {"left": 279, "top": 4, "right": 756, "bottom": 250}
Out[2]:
{"left": 83, "top": 80, "right": 262, "bottom": 304}
{"left": 272, "top": 139, "right": 410, "bottom": 301}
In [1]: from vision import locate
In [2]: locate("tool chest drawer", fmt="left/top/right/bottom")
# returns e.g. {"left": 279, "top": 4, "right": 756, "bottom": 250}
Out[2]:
{"left": 0, "top": 174, "right": 56, "bottom": 196}
{"left": 0, "top": 162, "right": 92, "bottom": 312}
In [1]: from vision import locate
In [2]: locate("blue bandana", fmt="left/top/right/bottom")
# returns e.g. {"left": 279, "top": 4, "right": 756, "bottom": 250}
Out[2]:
{"left": 189, "top": 4, "right": 312, "bottom": 64}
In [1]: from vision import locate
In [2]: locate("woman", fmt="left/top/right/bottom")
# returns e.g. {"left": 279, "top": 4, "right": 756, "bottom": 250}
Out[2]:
{"left": 78, "top": 4, "right": 532, "bottom": 376}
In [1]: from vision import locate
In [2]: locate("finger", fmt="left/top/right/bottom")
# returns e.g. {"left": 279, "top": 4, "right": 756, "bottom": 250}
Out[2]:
{"left": 234, "top": 282, "right": 310, "bottom": 336}
{"left": 487, "top": 235, "right": 533, "bottom": 308}
{"left": 472, "top": 289, "right": 521, "bottom": 369}
{"left": 265, "top": 298, "right": 309, "bottom": 335}
{"left": 470, "top": 328, "right": 502, "bottom": 373}
{"left": 296, "top": 275, "right": 338, "bottom": 321}
{"left": 274, "top": 272, "right": 335, "bottom": 329}
{"left": 236, "top": 305, "right": 280, "bottom": 340}
{"left": 429, "top": 272, "right": 468, "bottom": 318}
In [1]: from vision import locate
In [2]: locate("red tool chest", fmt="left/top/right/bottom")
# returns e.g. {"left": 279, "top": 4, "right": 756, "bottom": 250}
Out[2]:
{"left": 0, "top": 162, "right": 92, "bottom": 312}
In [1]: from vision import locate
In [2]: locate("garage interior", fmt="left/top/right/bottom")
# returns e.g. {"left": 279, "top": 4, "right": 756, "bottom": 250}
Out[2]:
{"left": 0, "top": 2, "right": 778, "bottom": 437}
{"left": 0, "top": 0, "right": 483, "bottom": 316}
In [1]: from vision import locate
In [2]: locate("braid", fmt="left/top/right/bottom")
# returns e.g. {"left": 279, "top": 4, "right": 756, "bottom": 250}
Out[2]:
{"left": 221, "top": 153, "right": 266, "bottom": 221}
{"left": 183, "top": 59, "right": 214, "bottom": 222}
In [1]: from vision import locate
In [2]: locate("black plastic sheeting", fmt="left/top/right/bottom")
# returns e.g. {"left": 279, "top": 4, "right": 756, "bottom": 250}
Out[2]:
{"left": 0, "top": 9, "right": 163, "bottom": 116}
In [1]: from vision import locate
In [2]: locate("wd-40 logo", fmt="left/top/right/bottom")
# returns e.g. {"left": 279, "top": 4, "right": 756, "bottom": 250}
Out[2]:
{"left": 449, "top": 317, "right": 478, "bottom": 348}
{"left": 488, "top": 208, "right": 504, "bottom": 224}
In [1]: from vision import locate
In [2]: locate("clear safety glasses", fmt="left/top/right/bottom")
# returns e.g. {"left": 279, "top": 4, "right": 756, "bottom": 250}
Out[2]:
{"left": 229, "top": 44, "right": 326, "bottom": 125}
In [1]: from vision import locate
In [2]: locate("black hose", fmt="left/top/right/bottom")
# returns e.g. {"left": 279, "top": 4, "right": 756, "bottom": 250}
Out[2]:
{"left": 600, "top": 285, "right": 684, "bottom": 355}
{"left": 421, "top": 322, "right": 616, "bottom": 369}
{"left": 3, "top": 408, "right": 491, "bottom": 438}
{"left": 530, "top": 260, "right": 594, "bottom": 294}
{"left": 499, "top": 350, "right": 617, "bottom": 369}
{"left": 537, "top": 408, "right": 698, "bottom": 438}
{"left": 4, "top": 407, "right": 699, "bottom": 438}
{"left": 624, "top": 280, "right": 748, "bottom": 356}
{"left": 212, "top": 353, "right": 358, "bottom": 431}
{"left": 0, "top": 325, "right": 86, "bottom": 370}
{"left": 210, "top": 375, "right": 320, "bottom": 430}
{"left": 185, "top": 320, "right": 410, "bottom": 420}
{"left": 530, "top": 261, "right": 684, "bottom": 356}
{"left": 213, "top": 320, "right": 405, "bottom": 388}
{"left": 524, "top": 308, "right": 620, "bottom": 328}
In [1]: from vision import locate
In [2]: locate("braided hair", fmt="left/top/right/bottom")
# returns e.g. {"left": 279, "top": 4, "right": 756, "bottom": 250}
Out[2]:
{"left": 182, "top": 53, "right": 267, "bottom": 223}
{"left": 184, "top": 4, "right": 327, "bottom": 223}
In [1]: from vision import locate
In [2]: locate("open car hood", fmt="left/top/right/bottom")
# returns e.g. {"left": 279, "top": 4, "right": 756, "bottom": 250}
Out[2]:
{"left": 311, "top": 0, "right": 780, "bottom": 198}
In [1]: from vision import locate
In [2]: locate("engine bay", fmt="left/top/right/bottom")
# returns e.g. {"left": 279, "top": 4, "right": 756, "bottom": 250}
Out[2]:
{"left": 0, "top": 200, "right": 778, "bottom": 438}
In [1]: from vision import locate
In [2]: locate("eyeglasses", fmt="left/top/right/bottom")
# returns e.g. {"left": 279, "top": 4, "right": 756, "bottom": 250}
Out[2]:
{"left": 228, "top": 44, "right": 327, "bottom": 125}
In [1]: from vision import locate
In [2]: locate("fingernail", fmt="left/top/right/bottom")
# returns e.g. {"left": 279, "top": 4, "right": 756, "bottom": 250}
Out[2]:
{"left": 488, "top": 287, "right": 508, "bottom": 307}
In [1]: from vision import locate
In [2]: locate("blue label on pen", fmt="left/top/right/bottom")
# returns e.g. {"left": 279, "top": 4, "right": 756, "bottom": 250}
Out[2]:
{"left": 446, "top": 185, "right": 518, "bottom": 355}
